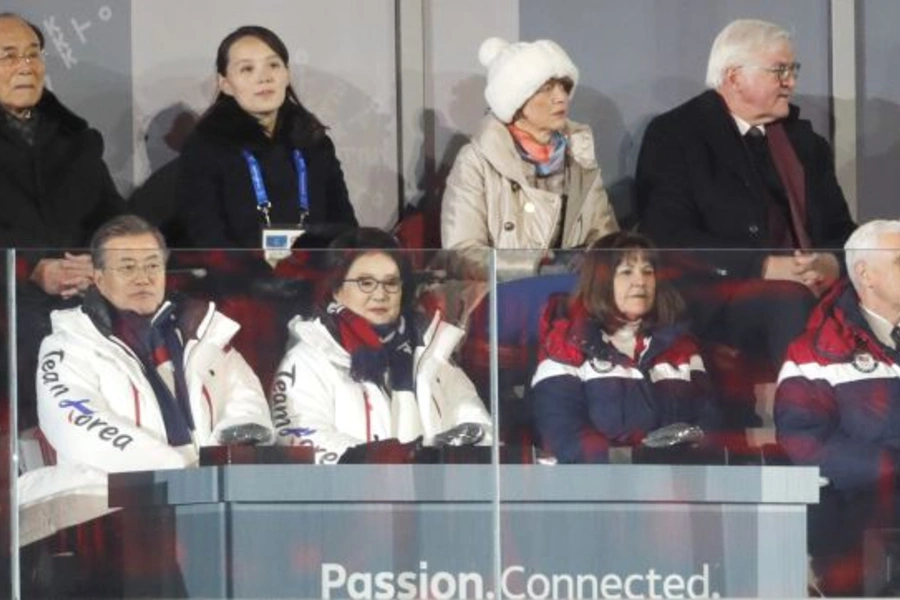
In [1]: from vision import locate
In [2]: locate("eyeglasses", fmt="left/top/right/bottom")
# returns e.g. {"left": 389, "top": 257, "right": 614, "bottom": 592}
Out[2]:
{"left": 105, "top": 262, "right": 165, "bottom": 280}
{"left": 742, "top": 62, "right": 801, "bottom": 83}
{"left": 0, "top": 50, "right": 45, "bottom": 68}
{"left": 343, "top": 277, "right": 402, "bottom": 294}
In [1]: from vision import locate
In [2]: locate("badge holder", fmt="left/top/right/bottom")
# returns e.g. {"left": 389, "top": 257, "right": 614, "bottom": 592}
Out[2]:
{"left": 263, "top": 224, "right": 305, "bottom": 267}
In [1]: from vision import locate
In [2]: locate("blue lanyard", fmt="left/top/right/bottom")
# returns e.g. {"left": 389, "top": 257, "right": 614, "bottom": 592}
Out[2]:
{"left": 241, "top": 149, "right": 309, "bottom": 227}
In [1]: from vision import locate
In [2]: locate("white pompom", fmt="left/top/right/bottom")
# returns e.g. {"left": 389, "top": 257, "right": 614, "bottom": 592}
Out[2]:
{"left": 478, "top": 37, "right": 509, "bottom": 68}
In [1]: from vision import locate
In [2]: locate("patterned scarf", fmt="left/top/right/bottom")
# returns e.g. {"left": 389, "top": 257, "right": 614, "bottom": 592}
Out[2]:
{"left": 113, "top": 303, "right": 194, "bottom": 446}
{"left": 322, "top": 302, "right": 415, "bottom": 393}
{"left": 508, "top": 124, "right": 568, "bottom": 177}
{"left": 1, "top": 107, "right": 39, "bottom": 146}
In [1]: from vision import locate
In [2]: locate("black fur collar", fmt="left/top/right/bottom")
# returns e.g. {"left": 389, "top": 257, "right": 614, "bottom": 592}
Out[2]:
{"left": 36, "top": 90, "right": 89, "bottom": 134}
{"left": 195, "top": 95, "right": 324, "bottom": 150}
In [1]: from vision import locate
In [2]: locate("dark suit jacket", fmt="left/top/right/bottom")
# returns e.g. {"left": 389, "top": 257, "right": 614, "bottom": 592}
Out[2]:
{"left": 0, "top": 91, "right": 124, "bottom": 429}
{"left": 0, "top": 91, "right": 124, "bottom": 248}
{"left": 635, "top": 90, "right": 856, "bottom": 280}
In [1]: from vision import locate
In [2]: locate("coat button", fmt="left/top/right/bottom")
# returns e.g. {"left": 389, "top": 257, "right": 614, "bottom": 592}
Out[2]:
{"left": 748, "top": 225, "right": 759, "bottom": 235}
{"left": 503, "top": 222, "right": 515, "bottom": 231}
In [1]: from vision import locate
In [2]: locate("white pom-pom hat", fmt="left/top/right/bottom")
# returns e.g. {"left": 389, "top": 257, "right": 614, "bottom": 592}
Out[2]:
{"left": 478, "top": 36, "right": 579, "bottom": 123}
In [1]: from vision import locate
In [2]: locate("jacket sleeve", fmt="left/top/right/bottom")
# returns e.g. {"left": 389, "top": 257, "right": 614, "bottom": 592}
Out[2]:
{"left": 319, "top": 135, "right": 358, "bottom": 227}
{"left": 435, "top": 362, "right": 494, "bottom": 442}
{"left": 690, "top": 361, "right": 723, "bottom": 435}
{"left": 653, "top": 338, "right": 722, "bottom": 433}
{"left": 441, "top": 144, "right": 492, "bottom": 250}
{"left": 0, "top": 225, "right": 33, "bottom": 247}
{"left": 82, "top": 131, "right": 126, "bottom": 239}
{"left": 176, "top": 136, "right": 233, "bottom": 248}
{"left": 576, "top": 169, "right": 619, "bottom": 247}
{"left": 269, "top": 343, "right": 362, "bottom": 464}
{"left": 97, "top": 161, "right": 126, "bottom": 217}
{"left": 207, "top": 348, "right": 274, "bottom": 442}
{"left": 35, "top": 336, "right": 190, "bottom": 473}
{"left": 774, "top": 354, "right": 897, "bottom": 490}
{"left": 808, "top": 131, "right": 857, "bottom": 249}
{"left": 530, "top": 359, "right": 609, "bottom": 463}
{"left": 635, "top": 117, "right": 766, "bottom": 279}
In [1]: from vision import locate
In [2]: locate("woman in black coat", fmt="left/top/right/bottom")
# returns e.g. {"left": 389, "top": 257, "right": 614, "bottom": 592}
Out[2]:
{"left": 176, "top": 25, "right": 357, "bottom": 249}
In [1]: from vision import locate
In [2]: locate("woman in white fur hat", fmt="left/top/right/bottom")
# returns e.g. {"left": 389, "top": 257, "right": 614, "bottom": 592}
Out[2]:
{"left": 441, "top": 37, "right": 618, "bottom": 271}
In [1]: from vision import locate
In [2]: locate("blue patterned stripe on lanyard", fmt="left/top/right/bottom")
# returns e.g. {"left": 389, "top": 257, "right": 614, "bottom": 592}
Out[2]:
{"left": 241, "top": 149, "right": 309, "bottom": 227}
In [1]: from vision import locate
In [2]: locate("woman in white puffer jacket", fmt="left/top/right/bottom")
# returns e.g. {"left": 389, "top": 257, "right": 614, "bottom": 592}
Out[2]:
{"left": 270, "top": 228, "right": 492, "bottom": 463}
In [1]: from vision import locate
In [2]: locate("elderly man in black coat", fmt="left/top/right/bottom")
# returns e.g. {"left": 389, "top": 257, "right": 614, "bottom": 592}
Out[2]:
{"left": 0, "top": 12, "right": 124, "bottom": 427}
{"left": 0, "top": 12, "right": 124, "bottom": 270}
{"left": 635, "top": 18, "right": 857, "bottom": 427}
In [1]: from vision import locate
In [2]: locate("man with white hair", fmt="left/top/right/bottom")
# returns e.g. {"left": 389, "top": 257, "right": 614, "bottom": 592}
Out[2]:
{"left": 775, "top": 219, "right": 900, "bottom": 595}
{"left": 0, "top": 11, "right": 124, "bottom": 278}
{"left": 634, "top": 18, "right": 856, "bottom": 427}
{"left": 0, "top": 11, "right": 125, "bottom": 430}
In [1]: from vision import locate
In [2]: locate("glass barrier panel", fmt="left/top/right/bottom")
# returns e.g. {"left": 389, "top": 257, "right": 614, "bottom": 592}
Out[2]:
{"left": 495, "top": 246, "right": 839, "bottom": 599}
{"left": 13, "top": 242, "right": 900, "bottom": 598}
{"left": 2, "top": 251, "right": 12, "bottom": 599}
{"left": 14, "top": 246, "right": 499, "bottom": 598}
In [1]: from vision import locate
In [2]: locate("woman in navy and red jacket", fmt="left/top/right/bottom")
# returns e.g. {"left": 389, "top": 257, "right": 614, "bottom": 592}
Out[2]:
{"left": 531, "top": 231, "right": 719, "bottom": 463}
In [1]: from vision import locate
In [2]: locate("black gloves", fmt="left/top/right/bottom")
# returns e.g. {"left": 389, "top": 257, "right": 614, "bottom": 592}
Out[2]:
{"left": 338, "top": 437, "right": 423, "bottom": 464}
{"left": 433, "top": 422, "right": 486, "bottom": 447}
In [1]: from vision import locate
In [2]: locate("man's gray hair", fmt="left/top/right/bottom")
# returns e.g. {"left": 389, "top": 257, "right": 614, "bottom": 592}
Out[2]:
{"left": 705, "top": 19, "right": 793, "bottom": 89}
{"left": 844, "top": 219, "right": 900, "bottom": 290}
{"left": 89, "top": 214, "right": 168, "bottom": 269}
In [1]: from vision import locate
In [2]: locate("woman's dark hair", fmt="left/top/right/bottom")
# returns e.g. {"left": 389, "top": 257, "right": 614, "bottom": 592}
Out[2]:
{"left": 572, "top": 231, "right": 684, "bottom": 331}
{"left": 210, "top": 25, "right": 325, "bottom": 140}
{"left": 319, "top": 227, "right": 416, "bottom": 312}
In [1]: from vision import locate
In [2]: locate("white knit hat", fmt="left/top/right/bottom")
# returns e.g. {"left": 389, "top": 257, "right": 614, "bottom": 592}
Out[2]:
{"left": 479, "top": 37, "right": 579, "bottom": 123}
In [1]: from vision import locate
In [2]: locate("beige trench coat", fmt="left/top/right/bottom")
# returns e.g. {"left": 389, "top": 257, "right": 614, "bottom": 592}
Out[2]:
{"left": 441, "top": 115, "right": 618, "bottom": 261}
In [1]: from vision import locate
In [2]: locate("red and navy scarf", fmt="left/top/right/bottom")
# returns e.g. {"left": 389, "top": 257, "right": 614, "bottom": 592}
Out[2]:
{"left": 321, "top": 302, "right": 415, "bottom": 393}
{"left": 113, "top": 303, "right": 194, "bottom": 446}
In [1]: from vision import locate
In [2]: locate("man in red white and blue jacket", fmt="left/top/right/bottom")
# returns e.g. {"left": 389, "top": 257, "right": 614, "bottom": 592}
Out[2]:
{"left": 775, "top": 219, "right": 900, "bottom": 594}
{"left": 776, "top": 220, "right": 900, "bottom": 489}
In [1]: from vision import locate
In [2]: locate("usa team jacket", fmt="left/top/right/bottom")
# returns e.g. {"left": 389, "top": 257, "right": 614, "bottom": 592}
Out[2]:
{"left": 531, "top": 306, "right": 717, "bottom": 463}
{"left": 31, "top": 296, "right": 273, "bottom": 486}
{"left": 775, "top": 283, "right": 900, "bottom": 490}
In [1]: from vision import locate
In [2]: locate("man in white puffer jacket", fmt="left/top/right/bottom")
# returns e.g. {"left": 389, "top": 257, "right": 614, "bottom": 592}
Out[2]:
{"left": 19, "top": 215, "right": 273, "bottom": 541}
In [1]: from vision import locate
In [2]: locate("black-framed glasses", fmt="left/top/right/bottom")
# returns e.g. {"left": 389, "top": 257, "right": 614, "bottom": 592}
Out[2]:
{"left": 343, "top": 277, "right": 402, "bottom": 294}
{"left": 0, "top": 49, "right": 46, "bottom": 68}
{"left": 105, "top": 262, "right": 165, "bottom": 281}
{"left": 742, "top": 62, "right": 801, "bottom": 83}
